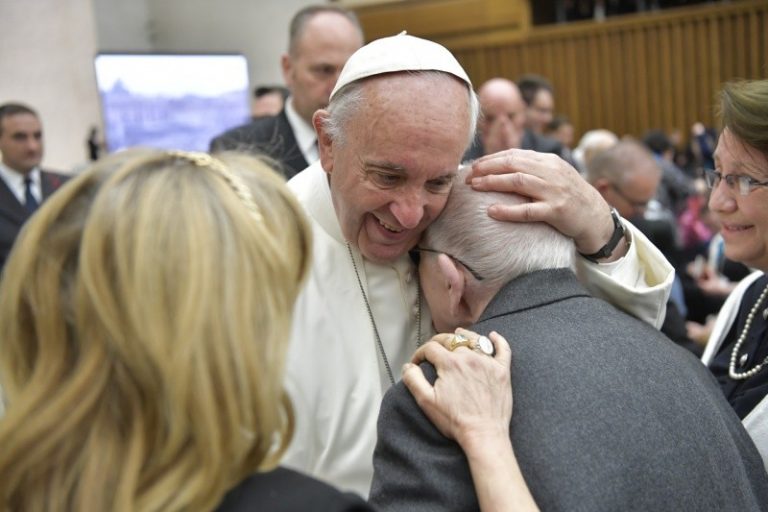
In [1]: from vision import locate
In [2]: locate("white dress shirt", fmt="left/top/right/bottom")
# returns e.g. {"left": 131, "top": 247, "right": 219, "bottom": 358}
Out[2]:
{"left": 284, "top": 97, "right": 319, "bottom": 165}
{"left": 0, "top": 164, "right": 41, "bottom": 206}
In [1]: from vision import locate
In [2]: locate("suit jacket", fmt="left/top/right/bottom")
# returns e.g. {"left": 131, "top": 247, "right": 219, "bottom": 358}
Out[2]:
{"left": 0, "top": 169, "right": 68, "bottom": 273}
{"left": 215, "top": 466, "right": 372, "bottom": 512}
{"left": 463, "top": 129, "right": 572, "bottom": 165}
{"left": 209, "top": 109, "right": 309, "bottom": 180}
{"left": 370, "top": 268, "right": 768, "bottom": 512}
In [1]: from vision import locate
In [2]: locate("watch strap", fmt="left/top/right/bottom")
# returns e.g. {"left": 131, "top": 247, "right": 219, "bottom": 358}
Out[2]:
{"left": 579, "top": 208, "right": 625, "bottom": 263}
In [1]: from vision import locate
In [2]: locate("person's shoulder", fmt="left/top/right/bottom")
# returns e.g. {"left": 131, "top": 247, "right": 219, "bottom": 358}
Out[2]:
{"left": 40, "top": 169, "right": 70, "bottom": 188}
{"left": 209, "top": 113, "right": 285, "bottom": 152}
{"left": 216, "top": 466, "right": 373, "bottom": 512}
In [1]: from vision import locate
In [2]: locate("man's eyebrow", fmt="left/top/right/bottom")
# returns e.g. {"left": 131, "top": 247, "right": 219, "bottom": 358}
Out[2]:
{"left": 364, "top": 160, "right": 407, "bottom": 173}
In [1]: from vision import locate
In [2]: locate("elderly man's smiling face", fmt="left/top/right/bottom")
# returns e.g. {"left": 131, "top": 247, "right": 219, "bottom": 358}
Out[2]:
{"left": 317, "top": 73, "right": 471, "bottom": 264}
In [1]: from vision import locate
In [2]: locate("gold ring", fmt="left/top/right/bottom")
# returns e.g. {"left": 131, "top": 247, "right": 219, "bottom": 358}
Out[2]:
{"left": 449, "top": 333, "right": 473, "bottom": 351}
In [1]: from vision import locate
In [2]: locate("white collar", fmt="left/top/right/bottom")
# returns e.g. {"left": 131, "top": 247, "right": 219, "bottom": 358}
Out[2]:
{"left": 0, "top": 163, "right": 41, "bottom": 204}
{"left": 284, "top": 97, "right": 319, "bottom": 163}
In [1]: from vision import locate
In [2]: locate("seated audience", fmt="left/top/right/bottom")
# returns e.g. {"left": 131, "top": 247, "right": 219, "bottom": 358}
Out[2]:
{"left": 517, "top": 74, "right": 555, "bottom": 135}
{"left": 0, "top": 149, "right": 372, "bottom": 511}
{"left": 369, "top": 164, "right": 768, "bottom": 511}
{"left": 584, "top": 139, "right": 697, "bottom": 353}
{"left": 571, "top": 128, "right": 618, "bottom": 174}
{"left": 643, "top": 128, "right": 692, "bottom": 216}
{"left": 463, "top": 77, "right": 572, "bottom": 164}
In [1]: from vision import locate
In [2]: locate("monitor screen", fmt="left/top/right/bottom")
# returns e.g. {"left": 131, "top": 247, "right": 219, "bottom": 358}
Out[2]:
{"left": 94, "top": 53, "right": 251, "bottom": 153}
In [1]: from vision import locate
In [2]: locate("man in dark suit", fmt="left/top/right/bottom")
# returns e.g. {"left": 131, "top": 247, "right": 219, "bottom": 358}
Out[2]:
{"left": 463, "top": 77, "right": 571, "bottom": 164}
{"left": 209, "top": 5, "right": 364, "bottom": 179}
{"left": 0, "top": 103, "right": 68, "bottom": 273}
{"left": 369, "top": 169, "right": 768, "bottom": 511}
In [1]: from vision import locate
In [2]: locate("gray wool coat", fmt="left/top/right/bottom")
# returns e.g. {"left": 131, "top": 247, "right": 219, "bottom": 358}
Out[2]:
{"left": 369, "top": 268, "right": 768, "bottom": 512}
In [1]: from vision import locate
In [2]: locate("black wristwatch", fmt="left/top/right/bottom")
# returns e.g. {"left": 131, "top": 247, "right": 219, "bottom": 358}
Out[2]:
{"left": 579, "top": 208, "right": 626, "bottom": 263}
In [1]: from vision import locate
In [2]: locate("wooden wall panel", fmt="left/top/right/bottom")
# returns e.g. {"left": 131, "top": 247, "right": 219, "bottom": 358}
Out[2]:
{"left": 448, "top": 0, "right": 767, "bottom": 143}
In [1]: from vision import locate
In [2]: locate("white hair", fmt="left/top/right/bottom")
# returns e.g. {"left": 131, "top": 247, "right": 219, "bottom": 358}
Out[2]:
{"left": 423, "top": 166, "right": 574, "bottom": 289}
{"left": 573, "top": 129, "right": 619, "bottom": 174}
{"left": 322, "top": 70, "right": 480, "bottom": 150}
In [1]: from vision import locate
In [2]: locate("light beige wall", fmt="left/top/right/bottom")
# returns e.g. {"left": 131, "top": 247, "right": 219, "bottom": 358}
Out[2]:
{"left": 0, "top": 0, "right": 102, "bottom": 172}
{"left": 0, "top": 0, "right": 325, "bottom": 171}
{"left": 145, "top": 0, "right": 318, "bottom": 88}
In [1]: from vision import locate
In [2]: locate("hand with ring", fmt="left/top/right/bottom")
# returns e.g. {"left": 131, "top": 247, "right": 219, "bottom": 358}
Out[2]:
{"left": 403, "top": 328, "right": 512, "bottom": 446}
{"left": 403, "top": 329, "right": 538, "bottom": 511}
{"left": 449, "top": 332, "right": 496, "bottom": 356}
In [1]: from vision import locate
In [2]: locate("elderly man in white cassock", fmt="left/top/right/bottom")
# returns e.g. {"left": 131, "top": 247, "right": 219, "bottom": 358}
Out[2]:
{"left": 282, "top": 33, "right": 674, "bottom": 497}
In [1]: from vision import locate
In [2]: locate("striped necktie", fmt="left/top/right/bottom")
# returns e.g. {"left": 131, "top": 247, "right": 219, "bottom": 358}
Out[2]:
{"left": 24, "top": 176, "right": 39, "bottom": 213}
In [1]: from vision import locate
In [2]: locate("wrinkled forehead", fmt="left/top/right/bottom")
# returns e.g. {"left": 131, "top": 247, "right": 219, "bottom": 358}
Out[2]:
{"left": 715, "top": 128, "right": 768, "bottom": 174}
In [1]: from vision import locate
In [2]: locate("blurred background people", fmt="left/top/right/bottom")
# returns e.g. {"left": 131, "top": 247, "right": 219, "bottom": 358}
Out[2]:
{"left": 0, "top": 102, "right": 68, "bottom": 274}
{"left": 517, "top": 73, "right": 555, "bottom": 135}
{"left": 210, "top": 5, "right": 364, "bottom": 179}
{"left": 251, "top": 85, "right": 289, "bottom": 119}
{"left": 586, "top": 139, "right": 697, "bottom": 353}
{"left": 464, "top": 77, "right": 572, "bottom": 164}
{"left": 86, "top": 125, "right": 106, "bottom": 162}
{"left": 0, "top": 149, "right": 374, "bottom": 511}
{"left": 572, "top": 128, "right": 618, "bottom": 174}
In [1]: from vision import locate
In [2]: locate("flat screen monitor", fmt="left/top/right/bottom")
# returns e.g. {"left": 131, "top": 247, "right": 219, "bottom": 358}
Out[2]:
{"left": 94, "top": 53, "right": 251, "bottom": 153}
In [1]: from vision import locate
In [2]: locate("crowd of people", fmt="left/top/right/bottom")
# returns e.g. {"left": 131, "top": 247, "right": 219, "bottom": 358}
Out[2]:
{"left": 1, "top": 3, "right": 767, "bottom": 511}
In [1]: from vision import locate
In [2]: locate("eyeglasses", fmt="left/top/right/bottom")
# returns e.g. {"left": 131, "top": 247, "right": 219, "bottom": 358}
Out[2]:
{"left": 413, "top": 247, "right": 485, "bottom": 281}
{"left": 704, "top": 168, "right": 768, "bottom": 196}
{"left": 610, "top": 183, "right": 651, "bottom": 210}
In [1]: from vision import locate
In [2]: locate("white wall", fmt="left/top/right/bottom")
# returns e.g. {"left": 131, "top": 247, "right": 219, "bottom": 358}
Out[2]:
{"left": 0, "top": 0, "right": 102, "bottom": 172}
{"left": 0, "top": 0, "right": 321, "bottom": 170}
{"left": 94, "top": 0, "right": 318, "bottom": 89}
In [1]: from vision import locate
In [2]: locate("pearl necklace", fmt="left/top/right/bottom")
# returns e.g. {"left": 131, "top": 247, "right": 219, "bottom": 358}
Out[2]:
{"left": 728, "top": 281, "right": 768, "bottom": 380}
{"left": 346, "top": 242, "right": 422, "bottom": 386}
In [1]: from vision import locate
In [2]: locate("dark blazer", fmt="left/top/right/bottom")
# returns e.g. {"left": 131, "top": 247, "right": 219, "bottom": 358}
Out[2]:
{"left": 215, "top": 466, "right": 372, "bottom": 512}
{"left": 0, "top": 169, "right": 68, "bottom": 273}
{"left": 370, "top": 269, "right": 768, "bottom": 512}
{"left": 463, "top": 129, "right": 572, "bottom": 165}
{"left": 209, "top": 109, "right": 309, "bottom": 180}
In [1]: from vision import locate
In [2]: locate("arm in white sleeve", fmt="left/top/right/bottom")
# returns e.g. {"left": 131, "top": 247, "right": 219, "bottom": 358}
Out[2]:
{"left": 575, "top": 218, "right": 674, "bottom": 329}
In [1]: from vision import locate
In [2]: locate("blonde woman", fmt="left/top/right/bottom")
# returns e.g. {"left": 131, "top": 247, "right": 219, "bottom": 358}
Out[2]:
{"left": 0, "top": 149, "right": 371, "bottom": 511}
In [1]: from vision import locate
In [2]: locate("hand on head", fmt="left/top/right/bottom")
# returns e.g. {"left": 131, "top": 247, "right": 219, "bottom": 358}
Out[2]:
{"left": 466, "top": 149, "right": 619, "bottom": 257}
{"left": 402, "top": 328, "right": 512, "bottom": 448}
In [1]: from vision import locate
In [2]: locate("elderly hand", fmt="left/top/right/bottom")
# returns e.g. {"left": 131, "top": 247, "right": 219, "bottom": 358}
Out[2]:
{"left": 466, "top": 149, "right": 623, "bottom": 259}
{"left": 402, "top": 328, "right": 512, "bottom": 449}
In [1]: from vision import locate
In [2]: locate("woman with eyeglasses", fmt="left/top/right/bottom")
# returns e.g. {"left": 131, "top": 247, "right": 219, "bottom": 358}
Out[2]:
{"left": 699, "top": 79, "right": 768, "bottom": 466}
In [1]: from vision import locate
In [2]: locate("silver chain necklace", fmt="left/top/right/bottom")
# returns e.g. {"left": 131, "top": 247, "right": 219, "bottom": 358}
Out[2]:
{"left": 729, "top": 282, "right": 768, "bottom": 380}
{"left": 346, "top": 242, "right": 422, "bottom": 386}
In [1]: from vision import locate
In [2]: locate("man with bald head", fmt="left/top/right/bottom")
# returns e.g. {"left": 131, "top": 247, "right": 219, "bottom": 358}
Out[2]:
{"left": 210, "top": 5, "right": 364, "bottom": 178}
{"left": 464, "top": 77, "right": 570, "bottom": 163}
{"left": 280, "top": 34, "right": 674, "bottom": 497}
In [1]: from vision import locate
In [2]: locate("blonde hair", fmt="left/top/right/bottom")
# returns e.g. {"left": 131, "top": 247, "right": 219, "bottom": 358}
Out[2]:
{"left": 0, "top": 149, "right": 311, "bottom": 511}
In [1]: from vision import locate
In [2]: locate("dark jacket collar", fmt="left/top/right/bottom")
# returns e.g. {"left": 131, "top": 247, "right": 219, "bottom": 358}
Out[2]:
{"left": 479, "top": 268, "right": 591, "bottom": 323}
